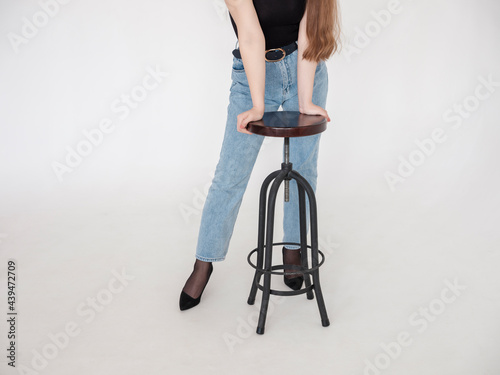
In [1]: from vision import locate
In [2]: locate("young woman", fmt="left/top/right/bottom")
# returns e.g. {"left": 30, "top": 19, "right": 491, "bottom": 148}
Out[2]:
{"left": 179, "top": 0, "right": 341, "bottom": 310}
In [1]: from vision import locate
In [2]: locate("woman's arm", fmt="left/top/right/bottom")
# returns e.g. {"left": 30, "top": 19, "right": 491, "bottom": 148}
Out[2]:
{"left": 297, "top": 8, "right": 331, "bottom": 121}
{"left": 225, "top": 0, "right": 266, "bottom": 133}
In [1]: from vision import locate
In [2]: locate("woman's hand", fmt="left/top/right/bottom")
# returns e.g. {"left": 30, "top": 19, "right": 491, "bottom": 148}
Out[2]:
{"left": 299, "top": 102, "right": 331, "bottom": 122}
{"left": 237, "top": 106, "right": 265, "bottom": 134}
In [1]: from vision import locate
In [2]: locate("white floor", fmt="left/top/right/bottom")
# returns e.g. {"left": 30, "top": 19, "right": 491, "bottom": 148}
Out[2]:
{"left": 1, "top": 185, "right": 499, "bottom": 375}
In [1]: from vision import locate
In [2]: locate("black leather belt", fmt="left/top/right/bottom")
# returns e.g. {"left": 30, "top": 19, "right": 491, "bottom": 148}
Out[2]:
{"left": 232, "top": 41, "right": 298, "bottom": 62}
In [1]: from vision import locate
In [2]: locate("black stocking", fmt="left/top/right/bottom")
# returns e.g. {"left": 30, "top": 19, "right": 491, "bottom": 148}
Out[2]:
{"left": 283, "top": 247, "right": 302, "bottom": 278}
{"left": 181, "top": 259, "right": 213, "bottom": 299}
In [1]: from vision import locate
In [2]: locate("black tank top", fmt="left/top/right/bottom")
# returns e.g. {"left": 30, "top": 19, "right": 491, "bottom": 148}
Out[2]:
{"left": 229, "top": 0, "right": 306, "bottom": 50}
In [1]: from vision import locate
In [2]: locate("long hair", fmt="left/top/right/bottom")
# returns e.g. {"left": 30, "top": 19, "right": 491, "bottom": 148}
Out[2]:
{"left": 302, "top": 0, "right": 342, "bottom": 62}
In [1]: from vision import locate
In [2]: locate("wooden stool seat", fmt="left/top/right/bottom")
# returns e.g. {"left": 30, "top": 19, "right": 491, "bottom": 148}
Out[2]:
{"left": 247, "top": 111, "right": 327, "bottom": 137}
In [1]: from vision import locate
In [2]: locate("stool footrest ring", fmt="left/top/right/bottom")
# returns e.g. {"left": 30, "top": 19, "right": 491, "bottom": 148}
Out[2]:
{"left": 247, "top": 242, "right": 326, "bottom": 276}
{"left": 253, "top": 265, "right": 315, "bottom": 296}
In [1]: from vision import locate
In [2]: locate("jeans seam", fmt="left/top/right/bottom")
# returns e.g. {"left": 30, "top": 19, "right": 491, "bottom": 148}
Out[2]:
{"left": 196, "top": 254, "right": 226, "bottom": 262}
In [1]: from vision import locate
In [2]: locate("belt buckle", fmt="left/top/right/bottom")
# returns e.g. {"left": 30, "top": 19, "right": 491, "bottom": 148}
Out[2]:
{"left": 265, "top": 47, "right": 286, "bottom": 62}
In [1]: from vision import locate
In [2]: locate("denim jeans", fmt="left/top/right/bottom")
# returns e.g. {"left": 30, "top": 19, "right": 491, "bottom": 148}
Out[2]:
{"left": 195, "top": 44, "right": 328, "bottom": 262}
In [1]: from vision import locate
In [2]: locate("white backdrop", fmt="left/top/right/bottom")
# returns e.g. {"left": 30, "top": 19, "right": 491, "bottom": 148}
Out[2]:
{"left": 1, "top": 0, "right": 499, "bottom": 374}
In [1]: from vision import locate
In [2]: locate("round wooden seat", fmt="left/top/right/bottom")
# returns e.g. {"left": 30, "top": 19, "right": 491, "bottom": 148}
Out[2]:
{"left": 247, "top": 111, "right": 327, "bottom": 137}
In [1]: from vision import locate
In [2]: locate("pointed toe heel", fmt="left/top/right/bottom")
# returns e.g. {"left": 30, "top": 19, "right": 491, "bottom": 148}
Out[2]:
{"left": 179, "top": 263, "right": 213, "bottom": 311}
{"left": 179, "top": 291, "right": 201, "bottom": 311}
{"left": 283, "top": 275, "right": 304, "bottom": 291}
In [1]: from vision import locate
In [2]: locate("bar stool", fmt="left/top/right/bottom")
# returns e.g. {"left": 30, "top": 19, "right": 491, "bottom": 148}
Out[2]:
{"left": 246, "top": 111, "right": 330, "bottom": 334}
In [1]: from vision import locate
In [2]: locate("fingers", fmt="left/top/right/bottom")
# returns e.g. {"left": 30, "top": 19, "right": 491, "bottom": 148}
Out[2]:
{"left": 300, "top": 104, "right": 330, "bottom": 121}
{"left": 237, "top": 113, "right": 248, "bottom": 131}
{"left": 238, "top": 126, "right": 253, "bottom": 135}
{"left": 237, "top": 109, "right": 263, "bottom": 134}
{"left": 316, "top": 106, "right": 331, "bottom": 122}
{"left": 237, "top": 124, "right": 252, "bottom": 134}
{"left": 236, "top": 114, "right": 252, "bottom": 134}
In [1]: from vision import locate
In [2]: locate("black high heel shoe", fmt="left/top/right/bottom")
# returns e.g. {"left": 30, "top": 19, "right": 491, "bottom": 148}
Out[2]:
{"left": 179, "top": 263, "right": 213, "bottom": 311}
{"left": 282, "top": 247, "right": 303, "bottom": 291}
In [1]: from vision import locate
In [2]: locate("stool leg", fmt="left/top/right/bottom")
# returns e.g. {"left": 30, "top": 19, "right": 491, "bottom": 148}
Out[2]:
{"left": 290, "top": 171, "right": 330, "bottom": 327}
{"left": 257, "top": 171, "right": 286, "bottom": 334}
{"left": 297, "top": 182, "right": 314, "bottom": 300}
{"left": 248, "top": 170, "right": 281, "bottom": 305}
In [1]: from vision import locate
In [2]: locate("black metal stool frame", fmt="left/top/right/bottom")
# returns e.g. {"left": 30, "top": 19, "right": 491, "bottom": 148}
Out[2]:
{"left": 247, "top": 137, "right": 330, "bottom": 334}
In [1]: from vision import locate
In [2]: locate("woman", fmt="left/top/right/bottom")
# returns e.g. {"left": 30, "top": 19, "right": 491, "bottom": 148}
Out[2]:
{"left": 179, "top": 0, "right": 341, "bottom": 311}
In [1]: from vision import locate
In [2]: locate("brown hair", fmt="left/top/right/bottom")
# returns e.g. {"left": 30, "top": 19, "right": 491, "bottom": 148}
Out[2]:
{"left": 302, "top": 0, "right": 342, "bottom": 62}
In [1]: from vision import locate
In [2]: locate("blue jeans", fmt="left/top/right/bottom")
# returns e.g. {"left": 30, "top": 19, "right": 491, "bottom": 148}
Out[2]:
{"left": 195, "top": 45, "right": 328, "bottom": 262}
